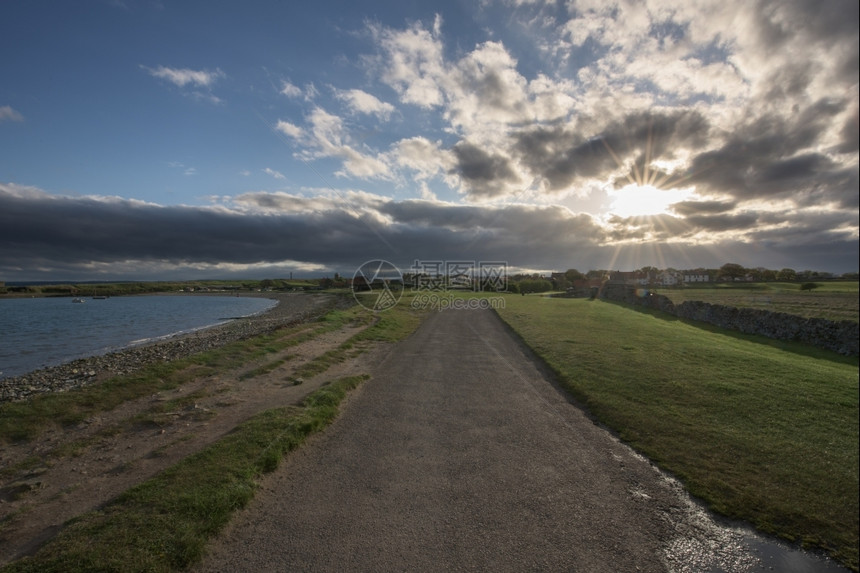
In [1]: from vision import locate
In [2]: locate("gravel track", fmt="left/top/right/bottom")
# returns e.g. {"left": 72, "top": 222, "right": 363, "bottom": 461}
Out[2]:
{"left": 195, "top": 308, "right": 779, "bottom": 572}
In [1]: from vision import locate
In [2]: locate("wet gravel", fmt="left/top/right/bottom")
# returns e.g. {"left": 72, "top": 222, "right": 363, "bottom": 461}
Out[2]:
{"left": 0, "top": 293, "right": 348, "bottom": 403}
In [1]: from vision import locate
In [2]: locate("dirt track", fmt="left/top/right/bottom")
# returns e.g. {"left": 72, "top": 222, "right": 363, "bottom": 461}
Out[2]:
{"left": 195, "top": 308, "right": 771, "bottom": 572}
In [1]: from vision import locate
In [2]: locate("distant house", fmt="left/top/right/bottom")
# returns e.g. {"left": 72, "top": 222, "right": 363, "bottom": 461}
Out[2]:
{"left": 683, "top": 274, "right": 710, "bottom": 283}
{"left": 658, "top": 271, "right": 681, "bottom": 286}
{"left": 570, "top": 278, "right": 605, "bottom": 297}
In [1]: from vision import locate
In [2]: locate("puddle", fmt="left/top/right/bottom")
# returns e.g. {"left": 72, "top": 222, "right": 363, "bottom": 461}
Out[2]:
{"left": 666, "top": 521, "right": 851, "bottom": 573}
{"left": 657, "top": 466, "right": 851, "bottom": 573}
{"left": 733, "top": 534, "right": 851, "bottom": 573}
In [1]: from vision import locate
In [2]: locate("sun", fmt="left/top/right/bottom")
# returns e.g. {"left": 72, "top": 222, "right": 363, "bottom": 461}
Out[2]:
{"left": 607, "top": 183, "right": 694, "bottom": 218}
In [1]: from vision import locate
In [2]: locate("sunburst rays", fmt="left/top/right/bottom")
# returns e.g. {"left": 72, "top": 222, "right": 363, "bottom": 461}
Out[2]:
{"left": 597, "top": 116, "right": 717, "bottom": 271}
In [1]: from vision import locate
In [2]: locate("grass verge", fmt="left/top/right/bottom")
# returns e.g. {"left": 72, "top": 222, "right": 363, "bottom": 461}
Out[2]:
{"left": 495, "top": 294, "right": 859, "bottom": 571}
{"left": 0, "top": 375, "right": 370, "bottom": 573}
{"left": 294, "top": 296, "right": 426, "bottom": 379}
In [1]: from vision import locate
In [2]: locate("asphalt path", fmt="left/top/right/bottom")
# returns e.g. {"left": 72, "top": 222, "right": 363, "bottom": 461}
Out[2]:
{"left": 195, "top": 308, "right": 759, "bottom": 572}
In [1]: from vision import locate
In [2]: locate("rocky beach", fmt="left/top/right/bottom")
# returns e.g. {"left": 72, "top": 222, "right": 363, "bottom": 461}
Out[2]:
{"left": 0, "top": 292, "right": 348, "bottom": 403}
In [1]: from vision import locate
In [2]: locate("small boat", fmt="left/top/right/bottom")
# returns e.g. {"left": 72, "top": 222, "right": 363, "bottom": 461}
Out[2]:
{"left": 92, "top": 295, "right": 107, "bottom": 299}
{"left": 72, "top": 297, "right": 85, "bottom": 303}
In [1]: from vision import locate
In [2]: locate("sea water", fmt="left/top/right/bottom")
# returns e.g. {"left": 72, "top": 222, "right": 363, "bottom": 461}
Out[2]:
{"left": 0, "top": 295, "right": 277, "bottom": 379}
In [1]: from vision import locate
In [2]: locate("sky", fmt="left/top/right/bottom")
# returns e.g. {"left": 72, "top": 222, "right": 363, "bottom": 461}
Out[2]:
{"left": 1, "top": 0, "right": 858, "bottom": 281}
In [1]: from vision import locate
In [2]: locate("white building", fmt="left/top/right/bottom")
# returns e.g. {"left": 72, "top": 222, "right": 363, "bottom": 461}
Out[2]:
{"left": 683, "top": 274, "right": 710, "bottom": 283}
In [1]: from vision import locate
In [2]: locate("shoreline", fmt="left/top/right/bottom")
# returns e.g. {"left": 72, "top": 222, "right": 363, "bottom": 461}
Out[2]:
{"left": 0, "top": 292, "right": 349, "bottom": 403}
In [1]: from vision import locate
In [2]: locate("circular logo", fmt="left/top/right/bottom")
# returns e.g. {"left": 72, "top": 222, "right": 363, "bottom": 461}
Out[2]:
{"left": 352, "top": 259, "right": 403, "bottom": 311}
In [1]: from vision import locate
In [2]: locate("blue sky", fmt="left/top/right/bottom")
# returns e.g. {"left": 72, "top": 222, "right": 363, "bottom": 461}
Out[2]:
{"left": 1, "top": 0, "right": 858, "bottom": 280}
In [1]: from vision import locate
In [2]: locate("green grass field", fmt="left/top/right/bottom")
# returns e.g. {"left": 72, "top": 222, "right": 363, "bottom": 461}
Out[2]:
{"left": 658, "top": 281, "right": 859, "bottom": 323}
{"left": 495, "top": 294, "right": 859, "bottom": 570}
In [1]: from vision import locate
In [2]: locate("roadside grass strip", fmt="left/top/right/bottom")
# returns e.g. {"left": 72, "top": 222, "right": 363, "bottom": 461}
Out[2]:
{"left": 294, "top": 299, "right": 426, "bottom": 380}
{"left": 495, "top": 294, "right": 859, "bottom": 571}
{"left": 0, "top": 375, "right": 370, "bottom": 573}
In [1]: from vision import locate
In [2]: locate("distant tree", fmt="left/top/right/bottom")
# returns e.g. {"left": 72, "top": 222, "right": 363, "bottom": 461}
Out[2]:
{"left": 719, "top": 263, "right": 747, "bottom": 281}
{"left": 564, "top": 268, "right": 585, "bottom": 281}
{"left": 777, "top": 268, "right": 797, "bottom": 281}
{"left": 800, "top": 282, "right": 819, "bottom": 291}
{"left": 586, "top": 269, "right": 607, "bottom": 279}
{"left": 841, "top": 272, "right": 859, "bottom": 280}
{"left": 797, "top": 270, "right": 821, "bottom": 281}
{"left": 260, "top": 279, "right": 274, "bottom": 289}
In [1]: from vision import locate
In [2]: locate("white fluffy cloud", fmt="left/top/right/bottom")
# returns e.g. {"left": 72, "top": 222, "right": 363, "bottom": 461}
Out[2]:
{"left": 275, "top": 120, "right": 303, "bottom": 139}
{"left": 143, "top": 65, "right": 225, "bottom": 88}
{"left": 372, "top": 18, "right": 447, "bottom": 109}
{"left": 334, "top": 89, "right": 396, "bottom": 120}
{"left": 0, "top": 105, "right": 24, "bottom": 122}
{"left": 280, "top": 80, "right": 302, "bottom": 98}
{"left": 263, "top": 168, "right": 285, "bottom": 180}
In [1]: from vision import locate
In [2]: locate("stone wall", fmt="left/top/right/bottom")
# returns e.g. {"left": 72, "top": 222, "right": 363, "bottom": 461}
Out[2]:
{"left": 599, "top": 283, "right": 859, "bottom": 356}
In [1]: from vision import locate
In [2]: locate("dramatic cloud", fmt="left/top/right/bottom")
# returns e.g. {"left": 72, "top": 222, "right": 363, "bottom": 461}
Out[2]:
{"left": 1, "top": 1, "right": 856, "bottom": 279}
{"left": 2, "top": 184, "right": 856, "bottom": 281}
{"left": 451, "top": 141, "right": 522, "bottom": 199}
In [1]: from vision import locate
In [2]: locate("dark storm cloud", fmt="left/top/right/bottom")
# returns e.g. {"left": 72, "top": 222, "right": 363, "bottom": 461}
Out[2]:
{"left": 511, "top": 109, "right": 711, "bottom": 192}
{"left": 511, "top": 127, "right": 607, "bottom": 190}
{"left": 378, "top": 199, "right": 604, "bottom": 241}
{"left": 450, "top": 142, "right": 522, "bottom": 198}
{"left": 682, "top": 98, "right": 856, "bottom": 203}
{"left": 756, "top": 208, "right": 857, "bottom": 233}
{"left": 763, "top": 0, "right": 859, "bottom": 53}
{"left": 0, "top": 186, "right": 610, "bottom": 279}
{"left": 2, "top": 184, "right": 856, "bottom": 280}
{"left": 760, "top": 62, "right": 814, "bottom": 102}
{"left": 601, "top": 110, "right": 711, "bottom": 160}
{"left": 669, "top": 200, "right": 737, "bottom": 217}
{"left": 0, "top": 188, "right": 380, "bottom": 268}
{"left": 604, "top": 213, "right": 692, "bottom": 242}
{"left": 836, "top": 107, "right": 859, "bottom": 154}
{"left": 747, "top": 0, "right": 858, "bottom": 87}
{"left": 683, "top": 213, "right": 760, "bottom": 232}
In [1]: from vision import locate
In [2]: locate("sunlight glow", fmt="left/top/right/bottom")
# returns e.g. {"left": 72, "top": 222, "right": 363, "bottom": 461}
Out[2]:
{"left": 607, "top": 184, "right": 695, "bottom": 218}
